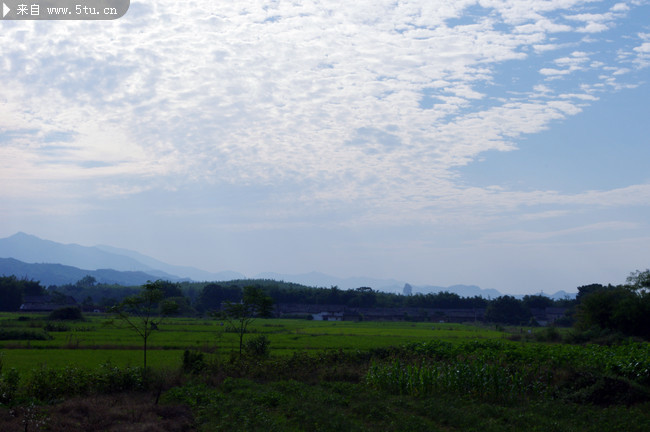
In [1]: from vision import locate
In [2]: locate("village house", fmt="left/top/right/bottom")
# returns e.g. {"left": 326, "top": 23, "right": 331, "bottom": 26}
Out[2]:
{"left": 20, "top": 295, "right": 79, "bottom": 312}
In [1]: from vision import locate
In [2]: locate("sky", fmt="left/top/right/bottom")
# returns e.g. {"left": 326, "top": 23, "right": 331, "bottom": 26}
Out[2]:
{"left": 1, "top": 0, "right": 649, "bottom": 294}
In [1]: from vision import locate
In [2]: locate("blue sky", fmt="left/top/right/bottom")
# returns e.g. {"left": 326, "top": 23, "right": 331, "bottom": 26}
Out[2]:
{"left": 1, "top": 0, "right": 649, "bottom": 294}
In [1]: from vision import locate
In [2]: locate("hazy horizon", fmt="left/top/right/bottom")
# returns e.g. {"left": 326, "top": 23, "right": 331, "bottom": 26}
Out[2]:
{"left": 1, "top": 231, "right": 574, "bottom": 296}
{"left": 2, "top": 1, "right": 649, "bottom": 295}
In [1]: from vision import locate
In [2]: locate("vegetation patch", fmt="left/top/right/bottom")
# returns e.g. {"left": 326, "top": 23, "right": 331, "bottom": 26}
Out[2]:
{"left": 163, "top": 376, "right": 650, "bottom": 432}
{"left": 0, "top": 393, "right": 194, "bottom": 432}
{"left": 559, "top": 372, "right": 650, "bottom": 406}
{"left": 0, "top": 329, "right": 51, "bottom": 341}
{"left": 3, "top": 267, "right": 650, "bottom": 431}
{"left": 47, "top": 306, "right": 84, "bottom": 321}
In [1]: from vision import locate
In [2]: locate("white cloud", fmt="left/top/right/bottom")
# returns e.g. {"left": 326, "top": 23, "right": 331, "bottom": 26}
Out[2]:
{"left": 514, "top": 18, "right": 573, "bottom": 34}
{"left": 611, "top": 3, "right": 630, "bottom": 13}
{"left": 0, "top": 0, "right": 647, "bottom": 225}
{"left": 576, "top": 22, "right": 610, "bottom": 33}
{"left": 562, "top": 1, "right": 632, "bottom": 34}
{"left": 481, "top": 221, "right": 639, "bottom": 243}
{"left": 540, "top": 67, "right": 572, "bottom": 75}
{"left": 539, "top": 50, "right": 594, "bottom": 77}
{"left": 631, "top": 33, "right": 650, "bottom": 68}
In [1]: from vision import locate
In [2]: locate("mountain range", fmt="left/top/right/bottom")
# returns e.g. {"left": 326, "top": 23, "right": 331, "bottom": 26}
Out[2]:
{"left": 0, "top": 232, "right": 244, "bottom": 282}
{"left": 0, "top": 232, "right": 574, "bottom": 298}
{"left": 0, "top": 257, "right": 177, "bottom": 287}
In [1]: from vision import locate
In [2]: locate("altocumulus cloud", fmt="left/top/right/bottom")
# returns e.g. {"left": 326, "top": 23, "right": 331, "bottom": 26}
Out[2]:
{"left": 0, "top": 0, "right": 648, "bottom": 227}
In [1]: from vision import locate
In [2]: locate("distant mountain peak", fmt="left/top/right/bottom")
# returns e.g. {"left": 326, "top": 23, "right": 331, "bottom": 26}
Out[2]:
{"left": 8, "top": 232, "right": 41, "bottom": 241}
{"left": 0, "top": 232, "right": 245, "bottom": 283}
{"left": 10, "top": 231, "right": 31, "bottom": 237}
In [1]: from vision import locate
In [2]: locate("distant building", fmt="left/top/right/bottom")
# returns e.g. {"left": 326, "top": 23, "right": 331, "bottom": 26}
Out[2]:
{"left": 20, "top": 295, "right": 78, "bottom": 312}
{"left": 544, "top": 307, "right": 569, "bottom": 324}
{"left": 274, "top": 303, "right": 487, "bottom": 323}
{"left": 312, "top": 311, "right": 344, "bottom": 321}
{"left": 529, "top": 307, "right": 569, "bottom": 326}
{"left": 403, "top": 283, "right": 413, "bottom": 296}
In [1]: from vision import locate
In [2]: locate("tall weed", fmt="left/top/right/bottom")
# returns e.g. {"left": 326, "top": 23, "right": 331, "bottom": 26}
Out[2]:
{"left": 366, "top": 358, "right": 552, "bottom": 403}
{"left": 20, "top": 362, "right": 144, "bottom": 402}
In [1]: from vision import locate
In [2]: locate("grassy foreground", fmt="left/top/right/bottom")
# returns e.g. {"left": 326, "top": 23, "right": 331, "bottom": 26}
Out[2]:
{"left": 1, "top": 313, "right": 649, "bottom": 431}
{"left": 163, "top": 378, "right": 650, "bottom": 432}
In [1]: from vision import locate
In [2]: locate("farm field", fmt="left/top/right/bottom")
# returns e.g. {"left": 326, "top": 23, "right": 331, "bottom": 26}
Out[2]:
{"left": 1, "top": 312, "right": 649, "bottom": 431}
{"left": 0, "top": 313, "right": 505, "bottom": 371}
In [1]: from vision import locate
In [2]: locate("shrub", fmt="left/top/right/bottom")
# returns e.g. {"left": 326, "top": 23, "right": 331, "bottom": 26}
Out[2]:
{"left": 43, "top": 322, "right": 70, "bottom": 332}
{"left": 48, "top": 306, "right": 84, "bottom": 321}
{"left": 23, "top": 366, "right": 91, "bottom": 401}
{"left": 535, "top": 326, "right": 562, "bottom": 343}
{"left": 22, "top": 363, "right": 144, "bottom": 401}
{"left": 365, "top": 359, "right": 553, "bottom": 403}
{"left": 280, "top": 313, "right": 313, "bottom": 320}
{"left": 93, "top": 362, "right": 144, "bottom": 393}
{"left": 559, "top": 372, "right": 650, "bottom": 406}
{"left": 0, "top": 329, "right": 51, "bottom": 341}
{"left": 565, "top": 326, "right": 627, "bottom": 345}
{"left": 0, "top": 368, "right": 20, "bottom": 405}
{"left": 182, "top": 350, "right": 205, "bottom": 374}
{"left": 244, "top": 335, "right": 270, "bottom": 358}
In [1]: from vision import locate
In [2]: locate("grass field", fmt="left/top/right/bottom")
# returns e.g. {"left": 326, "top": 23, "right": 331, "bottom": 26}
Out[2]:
{"left": 0, "top": 313, "right": 506, "bottom": 371}
{"left": 1, "top": 312, "right": 649, "bottom": 431}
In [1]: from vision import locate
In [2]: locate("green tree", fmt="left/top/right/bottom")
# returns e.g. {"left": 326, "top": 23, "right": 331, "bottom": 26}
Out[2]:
{"left": 166, "top": 296, "right": 197, "bottom": 316}
{"left": 217, "top": 286, "right": 273, "bottom": 355}
{"left": 575, "top": 286, "right": 627, "bottom": 331}
{"left": 575, "top": 270, "right": 650, "bottom": 340}
{"left": 75, "top": 275, "right": 97, "bottom": 288}
{"left": 576, "top": 283, "right": 609, "bottom": 302}
{"left": 156, "top": 280, "right": 184, "bottom": 298}
{"left": 626, "top": 269, "right": 650, "bottom": 293}
{"left": 522, "top": 294, "right": 554, "bottom": 309}
{"left": 196, "top": 283, "right": 241, "bottom": 312}
{"left": 485, "top": 295, "right": 531, "bottom": 325}
{"left": 0, "top": 276, "right": 23, "bottom": 311}
{"left": 243, "top": 286, "right": 274, "bottom": 318}
{"left": 109, "top": 280, "right": 179, "bottom": 372}
{"left": 347, "top": 287, "right": 376, "bottom": 308}
{"left": 21, "top": 279, "right": 45, "bottom": 297}
{"left": 0, "top": 276, "right": 45, "bottom": 311}
{"left": 327, "top": 285, "right": 341, "bottom": 304}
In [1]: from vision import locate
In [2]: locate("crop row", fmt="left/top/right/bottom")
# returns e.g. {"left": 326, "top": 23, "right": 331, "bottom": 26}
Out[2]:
{"left": 0, "top": 361, "right": 145, "bottom": 405}
{"left": 366, "top": 358, "right": 552, "bottom": 403}
{"left": 400, "top": 339, "right": 650, "bottom": 385}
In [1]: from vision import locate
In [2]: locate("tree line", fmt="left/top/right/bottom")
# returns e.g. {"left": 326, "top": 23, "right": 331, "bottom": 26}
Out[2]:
{"left": 573, "top": 269, "right": 650, "bottom": 340}
{"left": 0, "top": 275, "right": 46, "bottom": 311}
{"left": 194, "top": 280, "right": 572, "bottom": 312}
{"left": 0, "top": 274, "right": 580, "bottom": 316}
{"left": 1, "top": 269, "right": 649, "bottom": 340}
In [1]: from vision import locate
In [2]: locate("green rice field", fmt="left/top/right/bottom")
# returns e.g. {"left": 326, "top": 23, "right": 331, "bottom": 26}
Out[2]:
{"left": 0, "top": 313, "right": 506, "bottom": 371}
